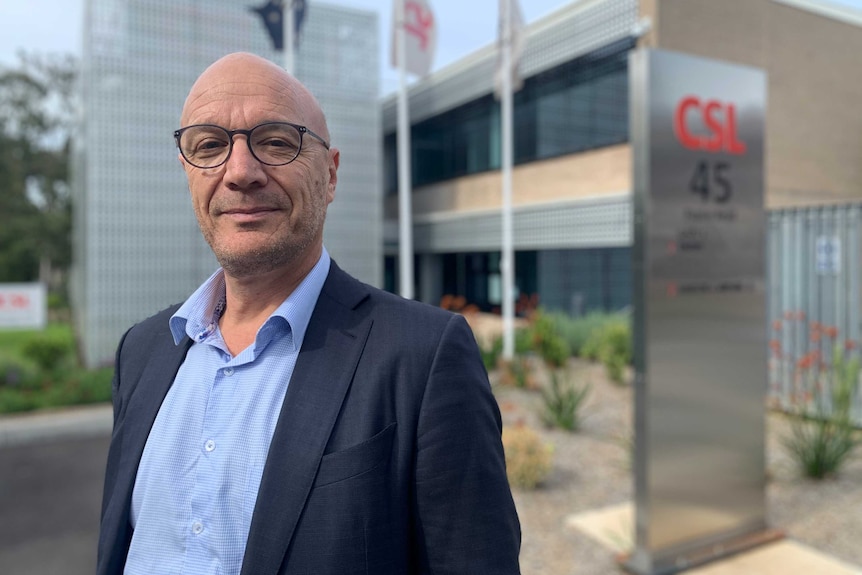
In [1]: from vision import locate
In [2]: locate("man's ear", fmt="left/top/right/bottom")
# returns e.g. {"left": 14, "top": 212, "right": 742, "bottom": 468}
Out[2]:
{"left": 326, "top": 148, "right": 340, "bottom": 204}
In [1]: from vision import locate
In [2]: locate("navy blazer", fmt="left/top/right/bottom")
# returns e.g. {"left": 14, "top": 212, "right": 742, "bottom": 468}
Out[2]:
{"left": 97, "top": 262, "right": 521, "bottom": 574}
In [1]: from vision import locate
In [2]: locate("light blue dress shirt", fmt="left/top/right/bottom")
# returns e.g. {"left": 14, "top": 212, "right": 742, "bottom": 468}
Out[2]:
{"left": 124, "top": 249, "right": 331, "bottom": 575}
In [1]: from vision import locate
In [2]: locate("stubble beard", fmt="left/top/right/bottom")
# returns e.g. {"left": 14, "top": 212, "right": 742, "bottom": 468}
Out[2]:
{"left": 200, "top": 202, "right": 327, "bottom": 279}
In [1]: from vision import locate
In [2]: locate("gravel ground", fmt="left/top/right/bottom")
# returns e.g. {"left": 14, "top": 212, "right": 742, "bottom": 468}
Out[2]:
{"left": 489, "top": 359, "right": 862, "bottom": 575}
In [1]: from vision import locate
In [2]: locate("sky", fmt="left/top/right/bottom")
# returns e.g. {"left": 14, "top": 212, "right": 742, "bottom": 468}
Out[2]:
{"left": 2, "top": 0, "right": 862, "bottom": 95}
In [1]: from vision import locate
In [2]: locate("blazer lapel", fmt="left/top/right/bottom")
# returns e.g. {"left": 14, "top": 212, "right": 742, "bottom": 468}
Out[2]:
{"left": 240, "top": 264, "right": 372, "bottom": 575}
{"left": 117, "top": 335, "right": 192, "bottom": 502}
{"left": 100, "top": 331, "right": 191, "bottom": 572}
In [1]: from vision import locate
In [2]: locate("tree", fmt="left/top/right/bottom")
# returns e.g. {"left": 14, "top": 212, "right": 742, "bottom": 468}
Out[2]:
{"left": 0, "top": 52, "right": 77, "bottom": 303}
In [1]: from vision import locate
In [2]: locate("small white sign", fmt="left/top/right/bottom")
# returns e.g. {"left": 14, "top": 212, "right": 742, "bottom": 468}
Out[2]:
{"left": 0, "top": 283, "right": 47, "bottom": 329}
{"left": 816, "top": 236, "right": 841, "bottom": 275}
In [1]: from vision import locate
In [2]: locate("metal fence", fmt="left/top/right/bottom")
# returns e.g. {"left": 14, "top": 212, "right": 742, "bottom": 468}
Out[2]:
{"left": 767, "top": 203, "right": 862, "bottom": 422}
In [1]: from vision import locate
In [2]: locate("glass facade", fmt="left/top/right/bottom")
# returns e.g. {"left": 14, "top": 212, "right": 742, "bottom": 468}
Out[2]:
{"left": 537, "top": 247, "right": 631, "bottom": 315}
{"left": 384, "top": 37, "right": 634, "bottom": 195}
{"left": 402, "top": 248, "right": 632, "bottom": 315}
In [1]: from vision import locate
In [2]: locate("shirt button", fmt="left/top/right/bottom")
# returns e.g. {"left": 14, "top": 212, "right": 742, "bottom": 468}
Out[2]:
{"left": 192, "top": 521, "right": 204, "bottom": 535}
{"left": 223, "top": 367, "right": 234, "bottom": 376}
{"left": 204, "top": 439, "right": 216, "bottom": 452}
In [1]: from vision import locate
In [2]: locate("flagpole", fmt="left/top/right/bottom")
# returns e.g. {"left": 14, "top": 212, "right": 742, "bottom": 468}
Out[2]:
{"left": 501, "top": 0, "right": 515, "bottom": 360}
{"left": 284, "top": 0, "right": 295, "bottom": 74}
{"left": 396, "top": 0, "right": 414, "bottom": 299}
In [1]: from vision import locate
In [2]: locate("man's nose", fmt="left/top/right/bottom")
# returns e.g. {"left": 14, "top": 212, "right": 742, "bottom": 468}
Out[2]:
{"left": 223, "top": 136, "right": 267, "bottom": 190}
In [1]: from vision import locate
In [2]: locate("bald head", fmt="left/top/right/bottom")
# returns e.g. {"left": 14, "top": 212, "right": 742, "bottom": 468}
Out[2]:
{"left": 180, "top": 52, "right": 329, "bottom": 141}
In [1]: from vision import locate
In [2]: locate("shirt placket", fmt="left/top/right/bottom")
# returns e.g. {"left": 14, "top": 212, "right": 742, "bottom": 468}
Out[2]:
{"left": 186, "top": 348, "right": 235, "bottom": 571}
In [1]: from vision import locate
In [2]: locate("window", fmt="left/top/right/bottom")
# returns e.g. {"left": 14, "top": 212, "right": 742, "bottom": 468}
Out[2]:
{"left": 383, "top": 37, "right": 635, "bottom": 195}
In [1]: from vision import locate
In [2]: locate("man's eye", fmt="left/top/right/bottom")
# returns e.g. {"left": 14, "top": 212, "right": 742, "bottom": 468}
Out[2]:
{"left": 197, "top": 138, "right": 227, "bottom": 151}
{"left": 259, "top": 138, "right": 291, "bottom": 148}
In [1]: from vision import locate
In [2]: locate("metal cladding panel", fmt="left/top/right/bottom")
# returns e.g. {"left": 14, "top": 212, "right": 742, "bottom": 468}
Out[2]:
{"left": 412, "top": 194, "right": 631, "bottom": 253}
{"left": 300, "top": 5, "right": 381, "bottom": 288}
{"left": 72, "top": 0, "right": 379, "bottom": 367}
{"left": 767, "top": 204, "right": 862, "bottom": 423}
{"left": 382, "top": 0, "right": 639, "bottom": 130}
{"left": 629, "top": 49, "right": 767, "bottom": 574}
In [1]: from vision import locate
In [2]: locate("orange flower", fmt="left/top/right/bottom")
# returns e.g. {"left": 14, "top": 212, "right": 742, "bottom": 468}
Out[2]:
{"left": 824, "top": 326, "right": 839, "bottom": 339}
{"left": 769, "top": 340, "right": 782, "bottom": 357}
{"left": 772, "top": 320, "right": 783, "bottom": 332}
{"left": 846, "top": 340, "right": 857, "bottom": 351}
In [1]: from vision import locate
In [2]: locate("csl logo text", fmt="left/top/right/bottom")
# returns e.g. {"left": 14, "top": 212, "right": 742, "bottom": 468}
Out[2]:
{"left": 673, "top": 96, "right": 746, "bottom": 155}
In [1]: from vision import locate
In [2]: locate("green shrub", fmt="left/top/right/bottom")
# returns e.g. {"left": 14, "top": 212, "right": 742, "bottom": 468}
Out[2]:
{"left": 784, "top": 417, "right": 857, "bottom": 480}
{"left": 599, "top": 322, "right": 631, "bottom": 384}
{"left": 540, "top": 368, "right": 590, "bottom": 431}
{"left": 783, "top": 345, "right": 859, "bottom": 479}
{"left": 547, "top": 311, "right": 618, "bottom": 358}
{"left": 583, "top": 319, "right": 632, "bottom": 384}
{"left": 47, "top": 292, "right": 67, "bottom": 310}
{"left": 478, "top": 326, "right": 533, "bottom": 372}
{"left": 0, "top": 389, "right": 40, "bottom": 413}
{"left": 66, "top": 367, "right": 114, "bottom": 404}
{"left": 21, "top": 332, "right": 74, "bottom": 372}
{"left": 502, "top": 423, "right": 553, "bottom": 489}
{"left": 580, "top": 328, "right": 604, "bottom": 361}
{"left": 0, "top": 324, "right": 114, "bottom": 414}
{"left": 0, "top": 367, "right": 113, "bottom": 414}
{"left": 480, "top": 336, "right": 504, "bottom": 372}
{"left": 525, "top": 310, "right": 571, "bottom": 368}
{"left": 0, "top": 351, "right": 40, "bottom": 388}
{"left": 498, "top": 356, "right": 536, "bottom": 389}
{"left": 514, "top": 327, "right": 533, "bottom": 355}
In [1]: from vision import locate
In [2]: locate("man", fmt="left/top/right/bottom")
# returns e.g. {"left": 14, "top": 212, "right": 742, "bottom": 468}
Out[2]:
{"left": 97, "top": 52, "right": 521, "bottom": 575}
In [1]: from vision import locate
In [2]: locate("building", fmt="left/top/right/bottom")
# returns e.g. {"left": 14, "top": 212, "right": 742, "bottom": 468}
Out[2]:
{"left": 382, "top": 0, "right": 862, "bottom": 316}
{"left": 71, "top": 0, "right": 380, "bottom": 367}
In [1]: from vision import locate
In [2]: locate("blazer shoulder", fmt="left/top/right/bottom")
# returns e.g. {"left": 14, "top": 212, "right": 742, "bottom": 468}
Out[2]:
{"left": 325, "top": 261, "right": 456, "bottom": 326}
{"left": 121, "top": 303, "right": 183, "bottom": 348}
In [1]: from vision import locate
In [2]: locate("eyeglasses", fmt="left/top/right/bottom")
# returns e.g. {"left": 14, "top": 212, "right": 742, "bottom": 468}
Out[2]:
{"left": 174, "top": 121, "right": 330, "bottom": 169}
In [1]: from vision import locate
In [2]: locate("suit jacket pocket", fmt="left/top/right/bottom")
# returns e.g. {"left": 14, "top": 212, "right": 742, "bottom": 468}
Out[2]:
{"left": 314, "top": 422, "right": 397, "bottom": 488}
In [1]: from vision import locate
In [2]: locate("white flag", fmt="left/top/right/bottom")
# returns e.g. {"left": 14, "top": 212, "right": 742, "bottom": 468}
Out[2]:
{"left": 494, "top": 0, "right": 525, "bottom": 99}
{"left": 391, "top": 0, "right": 437, "bottom": 77}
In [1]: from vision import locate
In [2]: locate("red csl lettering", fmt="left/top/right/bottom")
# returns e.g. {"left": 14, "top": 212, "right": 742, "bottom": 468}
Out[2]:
{"left": 674, "top": 96, "right": 702, "bottom": 150}
{"left": 703, "top": 101, "right": 724, "bottom": 152}
{"left": 673, "top": 96, "right": 747, "bottom": 155}
{"left": 724, "top": 104, "right": 747, "bottom": 155}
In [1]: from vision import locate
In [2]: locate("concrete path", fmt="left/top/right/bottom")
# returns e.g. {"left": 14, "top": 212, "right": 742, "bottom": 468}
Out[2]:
{"left": 0, "top": 403, "right": 112, "bottom": 448}
{"left": 567, "top": 502, "right": 862, "bottom": 575}
{"left": 0, "top": 405, "right": 112, "bottom": 575}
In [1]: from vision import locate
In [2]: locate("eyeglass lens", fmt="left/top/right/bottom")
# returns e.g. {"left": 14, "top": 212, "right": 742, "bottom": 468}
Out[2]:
{"left": 178, "top": 123, "right": 302, "bottom": 168}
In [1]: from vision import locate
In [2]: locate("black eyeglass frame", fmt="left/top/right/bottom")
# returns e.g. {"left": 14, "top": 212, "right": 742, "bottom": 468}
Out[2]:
{"left": 174, "top": 121, "right": 330, "bottom": 169}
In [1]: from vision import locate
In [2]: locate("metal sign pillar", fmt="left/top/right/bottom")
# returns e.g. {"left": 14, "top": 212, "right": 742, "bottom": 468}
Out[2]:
{"left": 627, "top": 48, "right": 775, "bottom": 575}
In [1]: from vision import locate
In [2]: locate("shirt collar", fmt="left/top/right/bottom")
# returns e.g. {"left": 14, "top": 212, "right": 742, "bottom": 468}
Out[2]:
{"left": 170, "top": 248, "right": 331, "bottom": 352}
